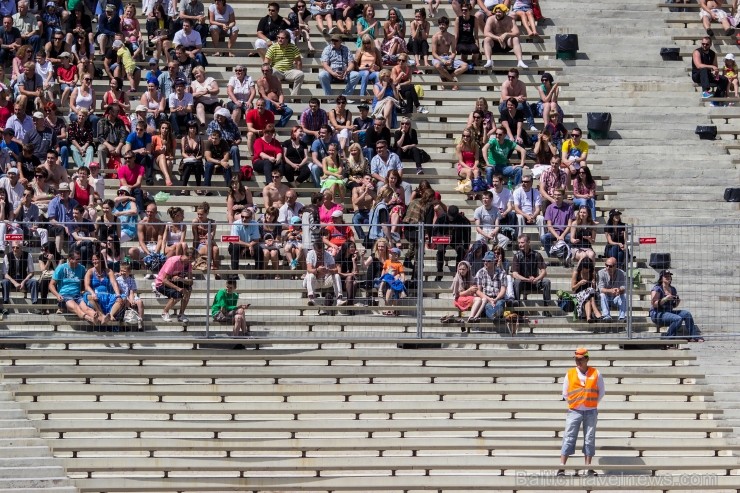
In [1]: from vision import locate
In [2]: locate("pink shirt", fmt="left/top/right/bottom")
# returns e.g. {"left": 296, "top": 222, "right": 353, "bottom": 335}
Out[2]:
{"left": 118, "top": 163, "right": 144, "bottom": 187}
{"left": 154, "top": 256, "right": 192, "bottom": 288}
{"left": 319, "top": 203, "right": 343, "bottom": 224}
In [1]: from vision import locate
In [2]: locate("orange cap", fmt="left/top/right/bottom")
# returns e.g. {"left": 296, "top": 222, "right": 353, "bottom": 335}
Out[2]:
{"left": 574, "top": 348, "right": 589, "bottom": 358}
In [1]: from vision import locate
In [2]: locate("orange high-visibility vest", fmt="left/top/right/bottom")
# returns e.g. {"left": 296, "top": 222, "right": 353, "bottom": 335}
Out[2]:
{"left": 566, "top": 367, "right": 600, "bottom": 410}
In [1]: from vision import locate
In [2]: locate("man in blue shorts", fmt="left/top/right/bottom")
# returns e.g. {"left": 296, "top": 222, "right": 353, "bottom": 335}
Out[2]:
{"left": 48, "top": 252, "right": 98, "bottom": 322}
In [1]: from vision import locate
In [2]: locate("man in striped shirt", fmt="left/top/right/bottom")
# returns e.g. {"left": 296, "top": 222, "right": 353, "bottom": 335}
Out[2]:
{"left": 264, "top": 29, "right": 304, "bottom": 96}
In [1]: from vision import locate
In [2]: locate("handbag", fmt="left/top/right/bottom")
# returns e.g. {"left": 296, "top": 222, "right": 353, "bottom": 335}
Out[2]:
{"left": 123, "top": 308, "right": 141, "bottom": 325}
{"left": 455, "top": 177, "right": 472, "bottom": 194}
{"left": 414, "top": 84, "right": 424, "bottom": 98}
{"left": 556, "top": 290, "right": 575, "bottom": 313}
{"left": 532, "top": 0, "right": 543, "bottom": 21}
{"left": 649, "top": 253, "right": 671, "bottom": 270}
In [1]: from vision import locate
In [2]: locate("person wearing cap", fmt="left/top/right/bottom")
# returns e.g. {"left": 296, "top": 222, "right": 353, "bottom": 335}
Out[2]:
{"left": 723, "top": 52, "right": 738, "bottom": 99}
{"left": 178, "top": 0, "right": 209, "bottom": 49}
{"left": 131, "top": 105, "right": 154, "bottom": 136}
{"left": 145, "top": 58, "right": 162, "bottom": 81}
{"left": 12, "top": 1, "right": 41, "bottom": 56}
{"left": 319, "top": 34, "right": 360, "bottom": 96}
{"left": 168, "top": 77, "right": 194, "bottom": 139}
{"left": 41, "top": 2, "right": 62, "bottom": 46}
{"left": 324, "top": 209, "right": 354, "bottom": 250}
{"left": 0, "top": 128, "right": 20, "bottom": 170}
{"left": 558, "top": 347, "right": 605, "bottom": 477}
{"left": 264, "top": 29, "right": 304, "bottom": 96}
{"left": 650, "top": 271, "right": 703, "bottom": 342}
{"left": 468, "top": 250, "right": 506, "bottom": 322}
{"left": 46, "top": 181, "right": 79, "bottom": 254}
{"left": 55, "top": 52, "right": 78, "bottom": 108}
{"left": 172, "top": 19, "right": 207, "bottom": 68}
{"left": 0, "top": 165, "right": 23, "bottom": 208}
{"left": 257, "top": 62, "right": 294, "bottom": 128}
{"left": 282, "top": 214, "right": 304, "bottom": 271}
{"left": 96, "top": 2, "right": 120, "bottom": 56}
{"left": 482, "top": 4, "right": 528, "bottom": 70}
{"left": 206, "top": 107, "right": 242, "bottom": 176}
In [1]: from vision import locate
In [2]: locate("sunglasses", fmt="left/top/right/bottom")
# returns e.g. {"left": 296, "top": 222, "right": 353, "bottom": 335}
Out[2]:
{"left": 83, "top": 77, "right": 92, "bottom": 81}
{"left": 571, "top": 133, "right": 581, "bottom": 137}
{"left": 606, "top": 264, "right": 616, "bottom": 268}
{"left": 522, "top": 180, "right": 532, "bottom": 184}
{"left": 508, "top": 75, "right": 517, "bottom": 79}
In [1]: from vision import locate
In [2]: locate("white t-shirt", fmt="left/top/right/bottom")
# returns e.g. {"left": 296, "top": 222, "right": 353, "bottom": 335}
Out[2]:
{"left": 227, "top": 75, "right": 254, "bottom": 102}
{"left": 491, "top": 187, "right": 513, "bottom": 214}
{"left": 209, "top": 3, "right": 234, "bottom": 24}
{"left": 172, "top": 29, "right": 202, "bottom": 48}
{"left": 513, "top": 186, "right": 541, "bottom": 215}
{"left": 168, "top": 92, "right": 194, "bottom": 111}
{"left": 35, "top": 60, "right": 55, "bottom": 83}
{"left": 190, "top": 77, "right": 219, "bottom": 105}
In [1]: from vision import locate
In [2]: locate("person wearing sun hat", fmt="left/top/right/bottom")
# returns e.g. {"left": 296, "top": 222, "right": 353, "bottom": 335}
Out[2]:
{"left": 558, "top": 347, "right": 605, "bottom": 477}
{"left": 650, "top": 270, "right": 703, "bottom": 343}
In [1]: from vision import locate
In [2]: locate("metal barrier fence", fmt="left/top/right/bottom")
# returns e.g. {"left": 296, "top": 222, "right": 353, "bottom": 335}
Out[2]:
{"left": 0, "top": 220, "right": 736, "bottom": 340}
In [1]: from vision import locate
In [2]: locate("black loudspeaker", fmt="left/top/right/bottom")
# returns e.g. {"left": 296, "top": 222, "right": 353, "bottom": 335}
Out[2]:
{"left": 555, "top": 34, "right": 578, "bottom": 60}
{"left": 724, "top": 188, "right": 740, "bottom": 202}
{"left": 660, "top": 48, "right": 681, "bottom": 61}
{"left": 695, "top": 125, "right": 717, "bottom": 140}
{"left": 586, "top": 112, "right": 612, "bottom": 139}
{"left": 649, "top": 253, "right": 671, "bottom": 271}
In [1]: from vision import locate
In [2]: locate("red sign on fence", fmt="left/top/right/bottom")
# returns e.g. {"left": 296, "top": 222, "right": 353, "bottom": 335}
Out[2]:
{"left": 221, "top": 235, "right": 239, "bottom": 243}
{"left": 430, "top": 236, "right": 451, "bottom": 245}
{"left": 4, "top": 234, "right": 23, "bottom": 241}
{"left": 639, "top": 237, "right": 657, "bottom": 245}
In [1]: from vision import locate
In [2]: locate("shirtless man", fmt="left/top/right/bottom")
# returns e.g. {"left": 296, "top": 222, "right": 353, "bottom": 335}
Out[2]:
{"left": 431, "top": 17, "right": 468, "bottom": 90}
{"left": 262, "top": 169, "right": 291, "bottom": 209}
{"left": 39, "top": 150, "right": 70, "bottom": 189}
{"left": 128, "top": 203, "right": 166, "bottom": 269}
{"left": 351, "top": 174, "right": 376, "bottom": 247}
{"left": 256, "top": 62, "right": 294, "bottom": 128}
{"left": 499, "top": 68, "right": 536, "bottom": 131}
{"left": 483, "top": 4, "right": 528, "bottom": 69}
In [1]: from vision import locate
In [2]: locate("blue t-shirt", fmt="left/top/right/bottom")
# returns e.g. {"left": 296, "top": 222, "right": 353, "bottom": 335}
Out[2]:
{"left": 125, "top": 131, "right": 152, "bottom": 151}
{"left": 52, "top": 262, "right": 87, "bottom": 297}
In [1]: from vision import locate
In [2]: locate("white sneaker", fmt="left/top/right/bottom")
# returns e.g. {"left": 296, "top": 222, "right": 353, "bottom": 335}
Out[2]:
{"left": 144, "top": 273, "right": 155, "bottom": 280}
{"left": 336, "top": 296, "right": 348, "bottom": 306}
{"left": 417, "top": 106, "right": 429, "bottom": 114}
{"left": 529, "top": 125, "right": 538, "bottom": 132}
{"left": 177, "top": 315, "right": 189, "bottom": 323}
{"left": 161, "top": 312, "right": 171, "bottom": 322}
{"left": 517, "top": 60, "right": 529, "bottom": 69}
{"left": 151, "top": 282, "right": 160, "bottom": 297}
{"left": 483, "top": 60, "right": 493, "bottom": 68}
{"left": 155, "top": 173, "right": 163, "bottom": 181}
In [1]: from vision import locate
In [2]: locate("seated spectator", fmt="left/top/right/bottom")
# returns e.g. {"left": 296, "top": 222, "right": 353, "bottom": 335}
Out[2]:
{"left": 152, "top": 121, "right": 177, "bottom": 187}
{"left": 362, "top": 116, "right": 391, "bottom": 162}
{"left": 318, "top": 189, "right": 343, "bottom": 224}
{"left": 395, "top": 117, "right": 429, "bottom": 175}
{"left": 305, "top": 239, "right": 347, "bottom": 309}
{"left": 226, "top": 65, "right": 255, "bottom": 124}
{"left": 450, "top": 260, "right": 478, "bottom": 322}
{"left": 319, "top": 34, "right": 360, "bottom": 96}
{"left": 17, "top": 143, "right": 41, "bottom": 184}
{"left": 190, "top": 66, "right": 220, "bottom": 128}
{"left": 407, "top": 8, "right": 430, "bottom": 67}
{"left": 2, "top": 241, "right": 39, "bottom": 311}
{"left": 723, "top": 53, "right": 738, "bottom": 99}
{"left": 571, "top": 257, "right": 602, "bottom": 322}
{"left": 119, "top": 4, "right": 142, "bottom": 59}
{"left": 172, "top": 19, "right": 207, "bottom": 68}
{"left": 351, "top": 173, "right": 375, "bottom": 247}
{"left": 325, "top": 209, "right": 354, "bottom": 251}
{"left": 482, "top": 4, "right": 527, "bottom": 69}
{"left": 328, "top": 95, "right": 354, "bottom": 154}
{"left": 372, "top": 69, "right": 399, "bottom": 128}
{"left": 46, "top": 181, "right": 77, "bottom": 254}
{"left": 561, "top": 127, "right": 588, "bottom": 175}
{"left": 320, "top": 142, "right": 346, "bottom": 201}
{"left": 14, "top": 187, "right": 49, "bottom": 249}
{"left": 513, "top": 175, "right": 543, "bottom": 236}
{"left": 36, "top": 243, "right": 58, "bottom": 313}
{"left": 511, "top": 234, "right": 551, "bottom": 316}
{"left": 511, "top": 0, "right": 540, "bottom": 38}
{"left": 69, "top": 205, "right": 96, "bottom": 264}
{"left": 336, "top": 241, "right": 360, "bottom": 307}
{"left": 257, "top": 62, "right": 294, "bottom": 128}
{"left": 431, "top": 17, "right": 468, "bottom": 91}
{"left": 544, "top": 111, "right": 567, "bottom": 152}
{"left": 154, "top": 246, "right": 195, "bottom": 323}
{"left": 692, "top": 35, "right": 729, "bottom": 102}
{"left": 262, "top": 169, "right": 291, "bottom": 210}
{"left": 112, "top": 188, "right": 138, "bottom": 245}
{"left": 536, "top": 72, "right": 562, "bottom": 120}
{"left": 499, "top": 68, "right": 536, "bottom": 132}
{"left": 379, "top": 246, "right": 405, "bottom": 315}
{"left": 179, "top": 120, "right": 205, "bottom": 195}
{"left": 282, "top": 215, "right": 305, "bottom": 271}
{"left": 309, "top": 0, "right": 334, "bottom": 34}
{"left": 391, "top": 54, "right": 428, "bottom": 115}
{"left": 456, "top": 127, "right": 481, "bottom": 183}
{"left": 123, "top": 121, "right": 155, "bottom": 188}
{"left": 474, "top": 190, "right": 510, "bottom": 249}
{"left": 203, "top": 129, "right": 232, "bottom": 189}
{"left": 168, "top": 78, "right": 194, "bottom": 138}
{"left": 539, "top": 155, "right": 569, "bottom": 207}
{"left": 138, "top": 87, "right": 165, "bottom": 131}
{"left": 101, "top": 233, "right": 122, "bottom": 273}
{"left": 370, "top": 139, "right": 412, "bottom": 203}
{"left": 69, "top": 29, "right": 95, "bottom": 80}
{"left": 350, "top": 34, "right": 382, "bottom": 97}
{"left": 191, "top": 202, "right": 220, "bottom": 271}
{"left": 97, "top": 103, "right": 127, "bottom": 170}
{"left": 699, "top": 0, "right": 735, "bottom": 37}
{"left": 246, "top": 98, "right": 276, "bottom": 157}
{"left": 211, "top": 278, "right": 250, "bottom": 336}
{"left": 650, "top": 270, "right": 703, "bottom": 342}
{"left": 265, "top": 29, "right": 304, "bottom": 96}
{"left": 162, "top": 206, "right": 188, "bottom": 258}
{"left": 381, "top": 7, "right": 407, "bottom": 65}
{"left": 115, "top": 262, "right": 144, "bottom": 330}
{"left": 540, "top": 188, "right": 572, "bottom": 256}
{"left": 56, "top": 53, "right": 78, "bottom": 108}
{"left": 532, "top": 130, "right": 558, "bottom": 168}
{"left": 376, "top": 170, "right": 406, "bottom": 244}
{"left": 362, "top": 237, "right": 389, "bottom": 294}
{"left": 604, "top": 209, "right": 628, "bottom": 269}
{"left": 309, "top": 125, "right": 340, "bottom": 188}
{"left": 454, "top": 3, "right": 479, "bottom": 65}
{"left": 253, "top": 124, "right": 284, "bottom": 187}
{"left": 482, "top": 125, "right": 526, "bottom": 187}
{"left": 572, "top": 165, "right": 597, "bottom": 221}
{"left": 96, "top": 3, "right": 120, "bottom": 56}
{"left": 96, "top": 199, "right": 121, "bottom": 246}
{"left": 282, "top": 126, "right": 312, "bottom": 185}
{"left": 209, "top": 0, "right": 239, "bottom": 57}
{"left": 16, "top": 62, "right": 46, "bottom": 113}
{"left": 355, "top": 5, "right": 380, "bottom": 49}
{"left": 300, "top": 97, "right": 329, "bottom": 145}
{"left": 70, "top": 166, "right": 98, "bottom": 220}
{"left": 69, "top": 76, "right": 97, "bottom": 127}
{"left": 229, "top": 207, "right": 263, "bottom": 272}
{"left": 226, "top": 178, "right": 255, "bottom": 223}
{"left": 147, "top": 3, "right": 173, "bottom": 64}
{"left": 500, "top": 97, "right": 531, "bottom": 147}
{"left": 117, "top": 148, "right": 145, "bottom": 212}
{"left": 255, "top": 2, "right": 290, "bottom": 58}
{"left": 432, "top": 205, "right": 471, "bottom": 281}
{"left": 598, "top": 257, "right": 626, "bottom": 322}
{"left": 206, "top": 108, "right": 242, "bottom": 178}
{"left": 177, "top": 0, "right": 210, "bottom": 47}
{"left": 83, "top": 252, "right": 125, "bottom": 324}
{"left": 259, "top": 207, "right": 282, "bottom": 278}
{"left": 569, "top": 205, "right": 597, "bottom": 263}
{"left": 352, "top": 103, "right": 374, "bottom": 148}
{"left": 468, "top": 250, "right": 507, "bottom": 323}
{"left": 49, "top": 251, "right": 98, "bottom": 323}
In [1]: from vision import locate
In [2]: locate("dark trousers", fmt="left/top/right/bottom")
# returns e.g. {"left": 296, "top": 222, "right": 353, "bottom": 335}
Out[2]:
{"left": 253, "top": 159, "right": 276, "bottom": 186}
{"left": 436, "top": 244, "right": 466, "bottom": 274}
{"left": 399, "top": 84, "right": 420, "bottom": 112}
{"left": 181, "top": 161, "right": 204, "bottom": 187}
{"left": 135, "top": 154, "right": 155, "bottom": 185}
{"left": 397, "top": 146, "right": 424, "bottom": 170}
{"left": 169, "top": 112, "right": 192, "bottom": 138}
{"left": 228, "top": 243, "right": 264, "bottom": 271}
{"left": 513, "top": 278, "right": 551, "bottom": 303}
{"left": 2, "top": 278, "right": 39, "bottom": 304}
{"left": 286, "top": 163, "right": 313, "bottom": 184}
{"left": 692, "top": 69, "right": 728, "bottom": 95}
